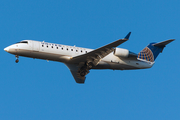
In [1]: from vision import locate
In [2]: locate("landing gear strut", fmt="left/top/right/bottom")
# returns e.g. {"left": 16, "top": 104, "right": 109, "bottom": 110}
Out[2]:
{"left": 78, "top": 64, "right": 90, "bottom": 77}
{"left": 15, "top": 55, "right": 19, "bottom": 63}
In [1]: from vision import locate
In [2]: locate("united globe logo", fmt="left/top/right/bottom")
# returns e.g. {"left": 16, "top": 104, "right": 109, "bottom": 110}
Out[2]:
{"left": 138, "top": 47, "right": 154, "bottom": 62}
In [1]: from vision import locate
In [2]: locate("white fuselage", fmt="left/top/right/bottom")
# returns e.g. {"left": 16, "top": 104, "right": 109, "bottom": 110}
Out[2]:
{"left": 4, "top": 40, "right": 153, "bottom": 70}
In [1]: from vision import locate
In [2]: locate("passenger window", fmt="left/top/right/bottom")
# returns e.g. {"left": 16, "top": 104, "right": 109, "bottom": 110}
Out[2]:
{"left": 81, "top": 50, "right": 83, "bottom": 53}
{"left": 86, "top": 51, "right": 87, "bottom": 53}
{"left": 47, "top": 46, "right": 48, "bottom": 48}
{"left": 67, "top": 48, "right": 68, "bottom": 51}
{"left": 57, "top": 47, "right": 58, "bottom": 49}
{"left": 76, "top": 50, "right": 78, "bottom": 52}
{"left": 42, "top": 45, "right": 44, "bottom": 47}
{"left": 52, "top": 46, "right": 53, "bottom": 48}
{"left": 71, "top": 49, "right": 73, "bottom": 51}
{"left": 62, "top": 48, "right": 63, "bottom": 50}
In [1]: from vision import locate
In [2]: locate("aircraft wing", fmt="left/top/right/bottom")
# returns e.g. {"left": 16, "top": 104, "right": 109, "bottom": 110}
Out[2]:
{"left": 66, "top": 32, "right": 131, "bottom": 83}
{"left": 69, "top": 32, "right": 131, "bottom": 66}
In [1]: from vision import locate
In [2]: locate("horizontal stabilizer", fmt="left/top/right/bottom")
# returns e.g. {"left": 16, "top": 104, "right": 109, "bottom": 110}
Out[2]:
{"left": 153, "top": 39, "right": 175, "bottom": 47}
{"left": 138, "top": 39, "right": 175, "bottom": 62}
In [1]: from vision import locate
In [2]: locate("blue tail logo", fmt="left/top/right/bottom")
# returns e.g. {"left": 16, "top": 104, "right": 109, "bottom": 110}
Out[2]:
{"left": 138, "top": 39, "right": 174, "bottom": 62}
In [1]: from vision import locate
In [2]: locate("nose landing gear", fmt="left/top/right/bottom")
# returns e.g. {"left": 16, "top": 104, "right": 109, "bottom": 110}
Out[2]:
{"left": 15, "top": 55, "right": 19, "bottom": 63}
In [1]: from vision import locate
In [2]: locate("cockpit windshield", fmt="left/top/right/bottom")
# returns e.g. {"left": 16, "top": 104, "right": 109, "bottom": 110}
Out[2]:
{"left": 16, "top": 41, "right": 28, "bottom": 44}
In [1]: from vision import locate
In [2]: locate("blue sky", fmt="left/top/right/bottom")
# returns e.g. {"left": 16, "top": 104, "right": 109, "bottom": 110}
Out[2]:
{"left": 1, "top": 0, "right": 180, "bottom": 119}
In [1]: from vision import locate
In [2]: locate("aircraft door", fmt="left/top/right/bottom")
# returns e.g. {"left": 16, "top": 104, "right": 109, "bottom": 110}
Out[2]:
{"left": 32, "top": 41, "right": 40, "bottom": 51}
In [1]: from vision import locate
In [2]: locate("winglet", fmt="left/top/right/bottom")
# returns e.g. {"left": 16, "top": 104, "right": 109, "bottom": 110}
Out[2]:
{"left": 124, "top": 32, "right": 131, "bottom": 40}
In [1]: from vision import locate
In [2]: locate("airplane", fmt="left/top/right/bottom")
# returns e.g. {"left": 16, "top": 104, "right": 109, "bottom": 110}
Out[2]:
{"left": 4, "top": 32, "right": 174, "bottom": 83}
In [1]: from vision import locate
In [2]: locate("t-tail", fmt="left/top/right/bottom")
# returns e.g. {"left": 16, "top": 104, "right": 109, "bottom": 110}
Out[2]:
{"left": 138, "top": 39, "right": 175, "bottom": 62}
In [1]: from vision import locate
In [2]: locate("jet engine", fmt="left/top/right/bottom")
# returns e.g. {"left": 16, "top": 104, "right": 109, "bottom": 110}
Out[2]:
{"left": 113, "top": 48, "right": 137, "bottom": 58}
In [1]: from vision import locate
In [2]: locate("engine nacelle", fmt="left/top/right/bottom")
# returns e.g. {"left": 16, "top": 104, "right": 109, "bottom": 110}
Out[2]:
{"left": 113, "top": 48, "right": 130, "bottom": 57}
{"left": 113, "top": 48, "right": 137, "bottom": 58}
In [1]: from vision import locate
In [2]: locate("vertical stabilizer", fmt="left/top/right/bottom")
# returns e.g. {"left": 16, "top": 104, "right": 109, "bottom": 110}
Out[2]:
{"left": 138, "top": 39, "right": 174, "bottom": 62}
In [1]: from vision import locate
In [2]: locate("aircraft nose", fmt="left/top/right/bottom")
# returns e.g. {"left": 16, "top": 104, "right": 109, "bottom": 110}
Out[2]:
{"left": 4, "top": 47, "right": 9, "bottom": 52}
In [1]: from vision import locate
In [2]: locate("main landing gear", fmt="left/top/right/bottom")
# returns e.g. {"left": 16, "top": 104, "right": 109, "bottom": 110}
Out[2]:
{"left": 79, "top": 68, "right": 89, "bottom": 77}
{"left": 78, "top": 62, "right": 94, "bottom": 77}
{"left": 15, "top": 55, "right": 19, "bottom": 63}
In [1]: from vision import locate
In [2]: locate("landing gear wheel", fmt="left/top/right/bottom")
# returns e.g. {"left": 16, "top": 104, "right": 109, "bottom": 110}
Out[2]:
{"left": 15, "top": 55, "right": 19, "bottom": 63}
{"left": 87, "top": 62, "right": 93, "bottom": 68}
{"left": 80, "top": 71, "right": 86, "bottom": 77}
{"left": 15, "top": 59, "right": 19, "bottom": 63}
{"left": 79, "top": 65, "right": 90, "bottom": 77}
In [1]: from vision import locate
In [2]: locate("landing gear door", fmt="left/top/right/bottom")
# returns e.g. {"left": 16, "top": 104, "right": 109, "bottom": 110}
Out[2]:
{"left": 32, "top": 41, "right": 40, "bottom": 51}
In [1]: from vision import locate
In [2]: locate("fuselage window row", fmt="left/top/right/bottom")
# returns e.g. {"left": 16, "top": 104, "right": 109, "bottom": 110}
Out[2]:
{"left": 41, "top": 43, "right": 88, "bottom": 53}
